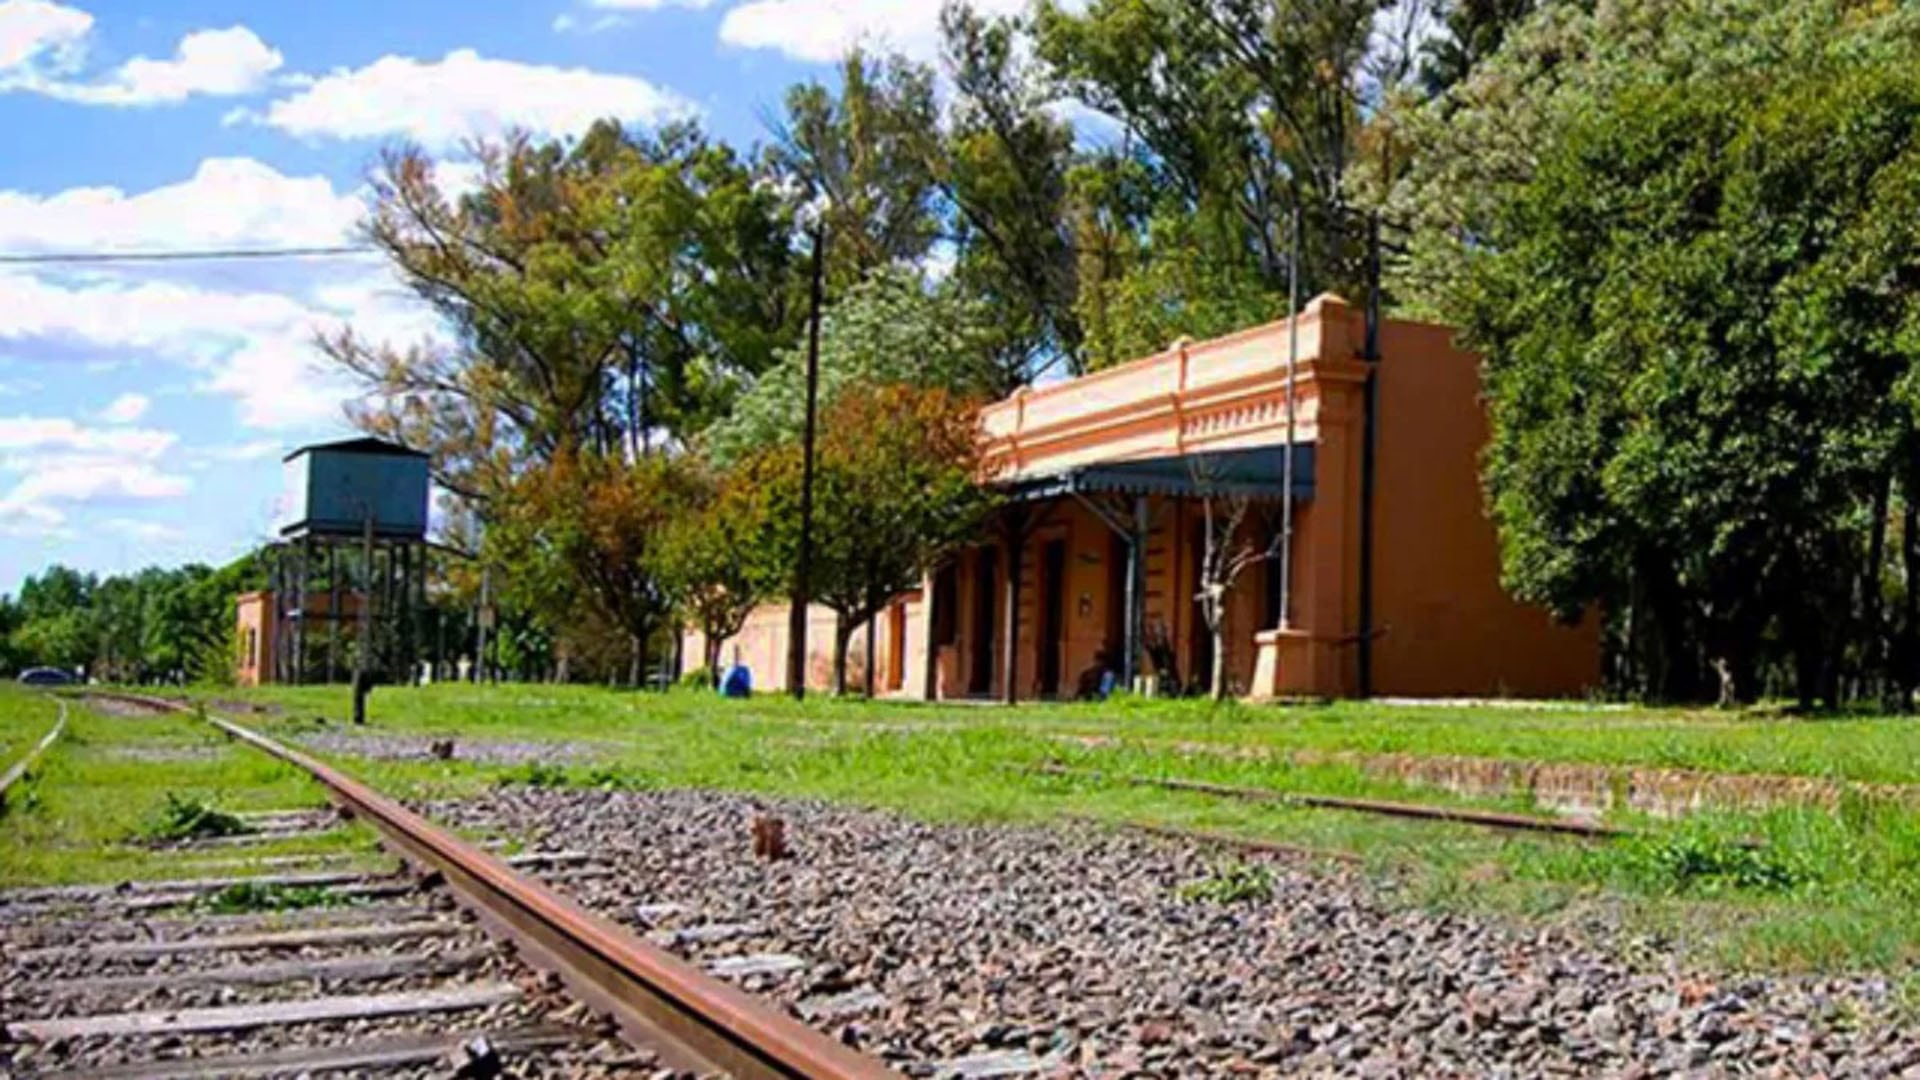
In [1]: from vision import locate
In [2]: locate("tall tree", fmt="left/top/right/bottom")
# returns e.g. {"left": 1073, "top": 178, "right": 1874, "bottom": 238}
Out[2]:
{"left": 1413, "top": 0, "right": 1920, "bottom": 705}
{"left": 704, "top": 267, "right": 1002, "bottom": 464}
{"left": 1036, "top": 0, "right": 1394, "bottom": 304}
{"left": 771, "top": 52, "right": 942, "bottom": 287}
{"left": 937, "top": 2, "right": 1086, "bottom": 384}
{"left": 323, "top": 121, "right": 801, "bottom": 501}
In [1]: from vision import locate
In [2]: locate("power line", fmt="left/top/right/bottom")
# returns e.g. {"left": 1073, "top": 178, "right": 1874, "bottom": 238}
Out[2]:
{"left": 0, "top": 245, "right": 379, "bottom": 266}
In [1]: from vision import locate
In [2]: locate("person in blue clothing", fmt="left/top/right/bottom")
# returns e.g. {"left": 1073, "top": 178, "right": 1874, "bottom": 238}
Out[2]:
{"left": 720, "top": 647, "right": 752, "bottom": 698}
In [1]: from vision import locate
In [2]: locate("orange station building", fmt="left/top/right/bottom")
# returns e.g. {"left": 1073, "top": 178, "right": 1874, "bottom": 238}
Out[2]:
{"left": 688, "top": 294, "right": 1599, "bottom": 701}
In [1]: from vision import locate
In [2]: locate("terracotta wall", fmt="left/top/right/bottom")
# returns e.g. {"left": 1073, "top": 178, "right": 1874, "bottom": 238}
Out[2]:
{"left": 685, "top": 598, "right": 918, "bottom": 696}
{"left": 234, "top": 591, "right": 274, "bottom": 687}
{"left": 1369, "top": 320, "right": 1601, "bottom": 696}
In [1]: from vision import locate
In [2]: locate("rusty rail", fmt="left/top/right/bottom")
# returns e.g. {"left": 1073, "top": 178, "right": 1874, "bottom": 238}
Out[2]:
{"left": 1, "top": 697, "right": 68, "bottom": 809}
{"left": 1035, "top": 762, "right": 1631, "bottom": 839}
{"left": 88, "top": 692, "right": 899, "bottom": 1080}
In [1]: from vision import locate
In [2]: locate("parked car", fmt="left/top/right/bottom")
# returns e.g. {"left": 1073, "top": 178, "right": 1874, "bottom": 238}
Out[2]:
{"left": 16, "top": 667, "right": 75, "bottom": 686}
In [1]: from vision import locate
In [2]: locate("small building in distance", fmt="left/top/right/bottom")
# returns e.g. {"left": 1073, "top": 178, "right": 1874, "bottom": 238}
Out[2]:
{"left": 688, "top": 294, "right": 1600, "bottom": 701}
{"left": 236, "top": 437, "right": 431, "bottom": 687}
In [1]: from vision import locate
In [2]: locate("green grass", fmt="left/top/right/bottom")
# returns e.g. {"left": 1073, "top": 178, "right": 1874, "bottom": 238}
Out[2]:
{"left": 208, "top": 681, "right": 1920, "bottom": 784}
{"left": 143, "top": 681, "right": 1920, "bottom": 974}
{"left": 0, "top": 684, "right": 385, "bottom": 886}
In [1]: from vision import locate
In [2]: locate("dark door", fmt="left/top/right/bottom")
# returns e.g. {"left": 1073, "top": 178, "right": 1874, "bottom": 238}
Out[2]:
{"left": 1189, "top": 520, "right": 1214, "bottom": 695}
{"left": 1039, "top": 539, "right": 1068, "bottom": 697}
{"left": 969, "top": 548, "right": 998, "bottom": 695}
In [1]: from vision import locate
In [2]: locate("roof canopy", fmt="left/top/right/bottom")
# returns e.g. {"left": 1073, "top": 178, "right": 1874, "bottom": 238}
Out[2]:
{"left": 283, "top": 436, "right": 428, "bottom": 463}
{"left": 1000, "top": 444, "right": 1314, "bottom": 504}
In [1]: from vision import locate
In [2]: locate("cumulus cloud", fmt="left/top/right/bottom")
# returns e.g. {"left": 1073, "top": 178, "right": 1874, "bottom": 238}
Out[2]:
{"left": 236, "top": 49, "right": 696, "bottom": 148}
{"left": 0, "top": 161, "right": 439, "bottom": 433}
{"left": 97, "top": 391, "right": 149, "bottom": 424}
{"left": 0, "top": 0, "right": 91, "bottom": 74}
{"left": 0, "top": 157, "right": 363, "bottom": 252}
{"left": 0, "top": 413, "right": 187, "bottom": 533}
{"left": 1, "top": 5, "right": 282, "bottom": 107}
{"left": 42, "top": 25, "right": 281, "bottom": 105}
{"left": 719, "top": 0, "right": 1036, "bottom": 64}
{"left": 0, "top": 269, "right": 439, "bottom": 431}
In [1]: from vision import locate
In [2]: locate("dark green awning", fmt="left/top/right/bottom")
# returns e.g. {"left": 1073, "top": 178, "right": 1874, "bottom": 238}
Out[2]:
{"left": 1001, "top": 444, "right": 1314, "bottom": 503}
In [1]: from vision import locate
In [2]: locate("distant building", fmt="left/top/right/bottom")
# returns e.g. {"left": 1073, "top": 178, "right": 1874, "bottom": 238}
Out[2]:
{"left": 689, "top": 294, "right": 1600, "bottom": 701}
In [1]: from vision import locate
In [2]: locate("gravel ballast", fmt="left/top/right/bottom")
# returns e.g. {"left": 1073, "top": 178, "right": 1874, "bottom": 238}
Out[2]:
{"left": 437, "top": 787, "right": 1920, "bottom": 1078}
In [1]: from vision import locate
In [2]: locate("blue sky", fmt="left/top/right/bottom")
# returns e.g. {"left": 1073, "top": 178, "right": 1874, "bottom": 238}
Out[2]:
{"left": 0, "top": 0, "right": 1036, "bottom": 593}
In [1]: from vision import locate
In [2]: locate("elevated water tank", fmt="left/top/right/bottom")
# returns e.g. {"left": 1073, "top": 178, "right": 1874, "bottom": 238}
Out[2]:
{"left": 278, "top": 437, "right": 430, "bottom": 540}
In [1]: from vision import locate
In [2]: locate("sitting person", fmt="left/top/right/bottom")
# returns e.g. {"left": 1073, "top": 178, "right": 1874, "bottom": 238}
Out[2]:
{"left": 1075, "top": 649, "right": 1117, "bottom": 701}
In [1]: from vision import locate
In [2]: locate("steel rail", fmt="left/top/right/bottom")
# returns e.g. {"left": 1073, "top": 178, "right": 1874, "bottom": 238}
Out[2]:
{"left": 1, "top": 697, "right": 68, "bottom": 809}
{"left": 1035, "top": 762, "right": 1631, "bottom": 839}
{"left": 90, "top": 693, "right": 899, "bottom": 1080}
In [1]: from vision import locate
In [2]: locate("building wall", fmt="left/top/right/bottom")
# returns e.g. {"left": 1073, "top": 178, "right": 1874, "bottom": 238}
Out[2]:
{"left": 1369, "top": 320, "right": 1601, "bottom": 697}
{"left": 235, "top": 591, "right": 274, "bottom": 687}
{"left": 685, "top": 598, "right": 918, "bottom": 696}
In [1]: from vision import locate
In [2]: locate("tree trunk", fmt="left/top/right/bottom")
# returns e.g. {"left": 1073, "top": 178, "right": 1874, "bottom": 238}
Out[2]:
{"left": 627, "top": 635, "right": 643, "bottom": 690}
{"left": 1210, "top": 621, "right": 1228, "bottom": 701}
{"left": 863, "top": 610, "right": 878, "bottom": 699}
{"left": 1865, "top": 474, "right": 1891, "bottom": 703}
{"left": 705, "top": 634, "right": 723, "bottom": 688}
{"left": 831, "top": 614, "right": 852, "bottom": 696}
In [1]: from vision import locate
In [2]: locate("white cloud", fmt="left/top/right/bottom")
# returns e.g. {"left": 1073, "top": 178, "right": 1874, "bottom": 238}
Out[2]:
{"left": 719, "top": 0, "right": 1033, "bottom": 64}
{"left": 97, "top": 391, "right": 148, "bottom": 424}
{"left": 0, "top": 413, "right": 187, "bottom": 531}
{"left": 0, "top": 157, "right": 363, "bottom": 252}
{"left": 0, "top": 415, "right": 174, "bottom": 457}
{"left": 0, "top": 267, "right": 439, "bottom": 431}
{"left": 239, "top": 49, "right": 697, "bottom": 148}
{"left": 0, "top": 0, "right": 91, "bottom": 73}
{"left": 1, "top": 6, "right": 282, "bottom": 107}
{"left": 42, "top": 25, "right": 280, "bottom": 105}
{"left": 0, "top": 162, "right": 440, "bottom": 433}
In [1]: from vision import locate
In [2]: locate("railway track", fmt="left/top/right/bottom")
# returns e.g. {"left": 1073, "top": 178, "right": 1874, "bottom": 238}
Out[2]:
{"left": 0, "top": 697, "right": 67, "bottom": 811}
{"left": 1, "top": 692, "right": 898, "bottom": 1079}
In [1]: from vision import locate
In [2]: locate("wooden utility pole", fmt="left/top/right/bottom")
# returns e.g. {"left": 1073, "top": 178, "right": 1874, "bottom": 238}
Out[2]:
{"left": 787, "top": 222, "right": 826, "bottom": 700}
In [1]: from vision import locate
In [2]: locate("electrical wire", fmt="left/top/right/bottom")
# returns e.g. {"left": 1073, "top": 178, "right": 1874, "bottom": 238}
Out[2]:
{"left": 0, "top": 245, "right": 379, "bottom": 266}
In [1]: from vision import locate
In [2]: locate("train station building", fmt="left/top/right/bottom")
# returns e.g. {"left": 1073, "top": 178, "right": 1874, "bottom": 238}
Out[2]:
{"left": 716, "top": 293, "right": 1601, "bottom": 701}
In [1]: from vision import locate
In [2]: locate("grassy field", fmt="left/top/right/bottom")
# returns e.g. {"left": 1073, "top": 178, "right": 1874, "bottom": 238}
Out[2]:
{"left": 138, "top": 682, "right": 1920, "bottom": 977}
{"left": 0, "top": 684, "right": 385, "bottom": 887}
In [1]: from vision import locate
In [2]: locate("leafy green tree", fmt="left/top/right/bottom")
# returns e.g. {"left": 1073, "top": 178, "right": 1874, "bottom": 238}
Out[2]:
{"left": 651, "top": 455, "right": 789, "bottom": 682}
{"left": 323, "top": 121, "right": 802, "bottom": 500}
{"left": 759, "top": 383, "right": 997, "bottom": 695}
{"left": 1036, "top": 0, "right": 1396, "bottom": 310}
{"left": 937, "top": 2, "right": 1085, "bottom": 383}
{"left": 705, "top": 267, "right": 1002, "bottom": 463}
{"left": 772, "top": 52, "right": 943, "bottom": 286}
{"left": 1415, "top": 0, "right": 1920, "bottom": 705}
{"left": 1418, "top": 0, "right": 1541, "bottom": 96}
{"left": 485, "top": 449, "right": 692, "bottom": 686}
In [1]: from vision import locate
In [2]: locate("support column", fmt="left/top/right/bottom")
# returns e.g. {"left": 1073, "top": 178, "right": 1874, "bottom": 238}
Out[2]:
{"left": 1127, "top": 496, "right": 1147, "bottom": 690}
{"left": 919, "top": 567, "right": 940, "bottom": 702}
{"left": 1002, "top": 520, "right": 1025, "bottom": 705}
